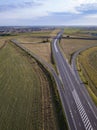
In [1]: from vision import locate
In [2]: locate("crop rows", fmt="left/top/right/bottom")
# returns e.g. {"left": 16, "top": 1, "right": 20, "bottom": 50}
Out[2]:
{"left": 0, "top": 43, "right": 58, "bottom": 130}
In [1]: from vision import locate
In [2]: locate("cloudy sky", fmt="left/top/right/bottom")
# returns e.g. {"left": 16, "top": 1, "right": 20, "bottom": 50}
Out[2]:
{"left": 0, "top": 0, "right": 97, "bottom": 26}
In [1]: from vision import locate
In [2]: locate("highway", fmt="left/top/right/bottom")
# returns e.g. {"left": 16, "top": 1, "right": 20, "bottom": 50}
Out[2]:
{"left": 52, "top": 32, "right": 97, "bottom": 130}
{"left": 12, "top": 36, "right": 97, "bottom": 130}
{"left": 71, "top": 44, "right": 97, "bottom": 125}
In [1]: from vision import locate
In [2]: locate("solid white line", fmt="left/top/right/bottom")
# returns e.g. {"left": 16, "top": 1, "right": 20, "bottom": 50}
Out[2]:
{"left": 69, "top": 110, "right": 77, "bottom": 130}
{"left": 71, "top": 53, "right": 97, "bottom": 121}
{"left": 94, "top": 122, "right": 97, "bottom": 127}
{"left": 62, "top": 61, "right": 74, "bottom": 90}
{"left": 54, "top": 41, "right": 58, "bottom": 52}
{"left": 55, "top": 42, "right": 94, "bottom": 129}
{"left": 88, "top": 101, "right": 97, "bottom": 120}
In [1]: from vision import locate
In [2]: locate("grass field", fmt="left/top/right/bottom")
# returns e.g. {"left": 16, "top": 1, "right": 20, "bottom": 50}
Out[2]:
{"left": 16, "top": 28, "right": 61, "bottom": 43}
{"left": 64, "top": 27, "right": 97, "bottom": 37}
{"left": 64, "top": 28, "right": 81, "bottom": 35}
{"left": 15, "top": 31, "right": 51, "bottom": 43}
{"left": 0, "top": 29, "right": 60, "bottom": 66}
{"left": 60, "top": 39, "right": 97, "bottom": 63}
{"left": 16, "top": 37, "right": 44, "bottom": 43}
{"left": 18, "top": 29, "right": 61, "bottom": 65}
{"left": 0, "top": 38, "right": 7, "bottom": 46}
{"left": 1, "top": 29, "right": 61, "bottom": 66}
{"left": 21, "top": 43, "right": 51, "bottom": 64}
{"left": 0, "top": 42, "right": 63, "bottom": 130}
{"left": 0, "top": 30, "right": 53, "bottom": 44}
{"left": 77, "top": 47, "right": 97, "bottom": 105}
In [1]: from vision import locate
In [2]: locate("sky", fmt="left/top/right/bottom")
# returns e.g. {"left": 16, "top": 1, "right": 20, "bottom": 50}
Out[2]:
{"left": 0, "top": 0, "right": 97, "bottom": 26}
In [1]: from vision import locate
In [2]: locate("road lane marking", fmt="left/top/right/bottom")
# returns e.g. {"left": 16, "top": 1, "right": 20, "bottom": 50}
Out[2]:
{"left": 69, "top": 109, "right": 77, "bottom": 130}
{"left": 72, "top": 89, "right": 93, "bottom": 130}
{"left": 94, "top": 122, "right": 97, "bottom": 127}
{"left": 83, "top": 115, "right": 87, "bottom": 121}
{"left": 71, "top": 54, "right": 97, "bottom": 121}
{"left": 88, "top": 102, "right": 97, "bottom": 120}
{"left": 61, "top": 61, "right": 74, "bottom": 91}
{"left": 82, "top": 112, "right": 86, "bottom": 118}
{"left": 57, "top": 52, "right": 92, "bottom": 129}
{"left": 54, "top": 40, "right": 58, "bottom": 52}
{"left": 85, "top": 119, "right": 89, "bottom": 126}
{"left": 86, "top": 122, "right": 90, "bottom": 129}
{"left": 54, "top": 37, "right": 96, "bottom": 130}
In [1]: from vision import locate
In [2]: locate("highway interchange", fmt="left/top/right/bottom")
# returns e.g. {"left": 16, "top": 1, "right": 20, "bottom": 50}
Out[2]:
{"left": 12, "top": 32, "right": 97, "bottom": 130}
{"left": 52, "top": 32, "right": 97, "bottom": 130}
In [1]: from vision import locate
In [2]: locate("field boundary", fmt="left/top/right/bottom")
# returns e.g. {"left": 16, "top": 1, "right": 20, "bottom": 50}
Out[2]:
{"left": 0, "top": 41, "right": 7, "bottom": 50}
{"left": 77, "top": 52, "right": 97, "bottom": 105}
{"left": 11, "top": 39, "right": 68, "bottom": 130}
{"left": 71, "top": 44, "right": 97, "bottom": 106}
{"left": 62, "top": 36, "right": 97, "bottom": 40}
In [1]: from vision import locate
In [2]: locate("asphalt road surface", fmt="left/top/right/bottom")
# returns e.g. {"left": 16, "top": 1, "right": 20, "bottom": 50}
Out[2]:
{"left": 52, "top": 32, "right": 97, "bottom": 130}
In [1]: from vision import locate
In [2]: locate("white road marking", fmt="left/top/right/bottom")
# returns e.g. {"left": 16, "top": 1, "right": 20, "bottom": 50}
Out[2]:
{"left": 81, "top": 112, "right": 86, "bottom": 118}
{"left": 85, "top": 120, "right": 89, "bottom": 126}
{"left": 94, "top": 122, "right": 97, "bottom": 127}
{"left": 86, "top": 122, "right": 90, "bottom": 129}
{"left": 72, "top": 89, "right": 93, "bottom": 130}
{"left": 83, "top": 115, "right": 87, "bottom": 122}
{"left": 59, "top": 74, "right": 62, "bottom": 82}
{"left": 69, "top": 109, "right": 77, "bottom": 130}
{"left": 54, "top": 37, "right": 95, "bottom": 130}
{"left": 61, "top": 61, "right": 74, "bottom": 91}
{"left": 71, "top": 55, "right": 97, "bottom": 121}
{"left": 54, "top": 40, "right": 58, "bottom": 52}
{"left": 88, "top": 102, "right": 97, "bottom": 120}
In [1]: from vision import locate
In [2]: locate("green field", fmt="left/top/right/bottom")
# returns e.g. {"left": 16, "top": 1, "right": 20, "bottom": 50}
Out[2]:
{"left": 64, "top": 27, "right": 97, "bottom": 37}
{"left": 0, "top": 43, "right": 60, "bottom": 130}
{"left": 77, "top": 47, "right": 97, "bottom": 105}
{"left": 64, "top": 28, "right": 81, "bottom": 35}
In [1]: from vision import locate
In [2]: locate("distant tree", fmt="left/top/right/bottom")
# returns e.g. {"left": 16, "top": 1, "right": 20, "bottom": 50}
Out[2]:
{"left": 66, "top": 35, "right": 70, "bottom": 38}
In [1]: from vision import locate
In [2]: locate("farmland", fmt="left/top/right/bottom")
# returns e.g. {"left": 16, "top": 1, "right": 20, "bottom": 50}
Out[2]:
{"left": 16, "top": 29, "right": 61, "bottom": 64}
{"left": 60, "top": 39, "right": 97, "bottom": 63}
{"left": 0, "top": 29, "right": 61, "bottom": 65}
{"left": 0, "top": 42, "right": 65, "bottom": 130}
{"left": 21, "top": 43, "right": 51, "bottom": 64}
{"left": 77, "top": 47, "right": 97, "bottom": 105}
{"left": 63, "top": 27, "right": 97, "bottom": 37}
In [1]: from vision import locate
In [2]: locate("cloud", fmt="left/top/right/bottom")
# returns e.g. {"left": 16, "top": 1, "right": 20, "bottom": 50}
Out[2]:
{"left": 76, "top": 3, "right": 97, "bottom": 14}
{"left": 0, "top": 0, "right": 97, "bottom": 25}
{"left": 0, "top": 0, "right": 41, "bottom": 12}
